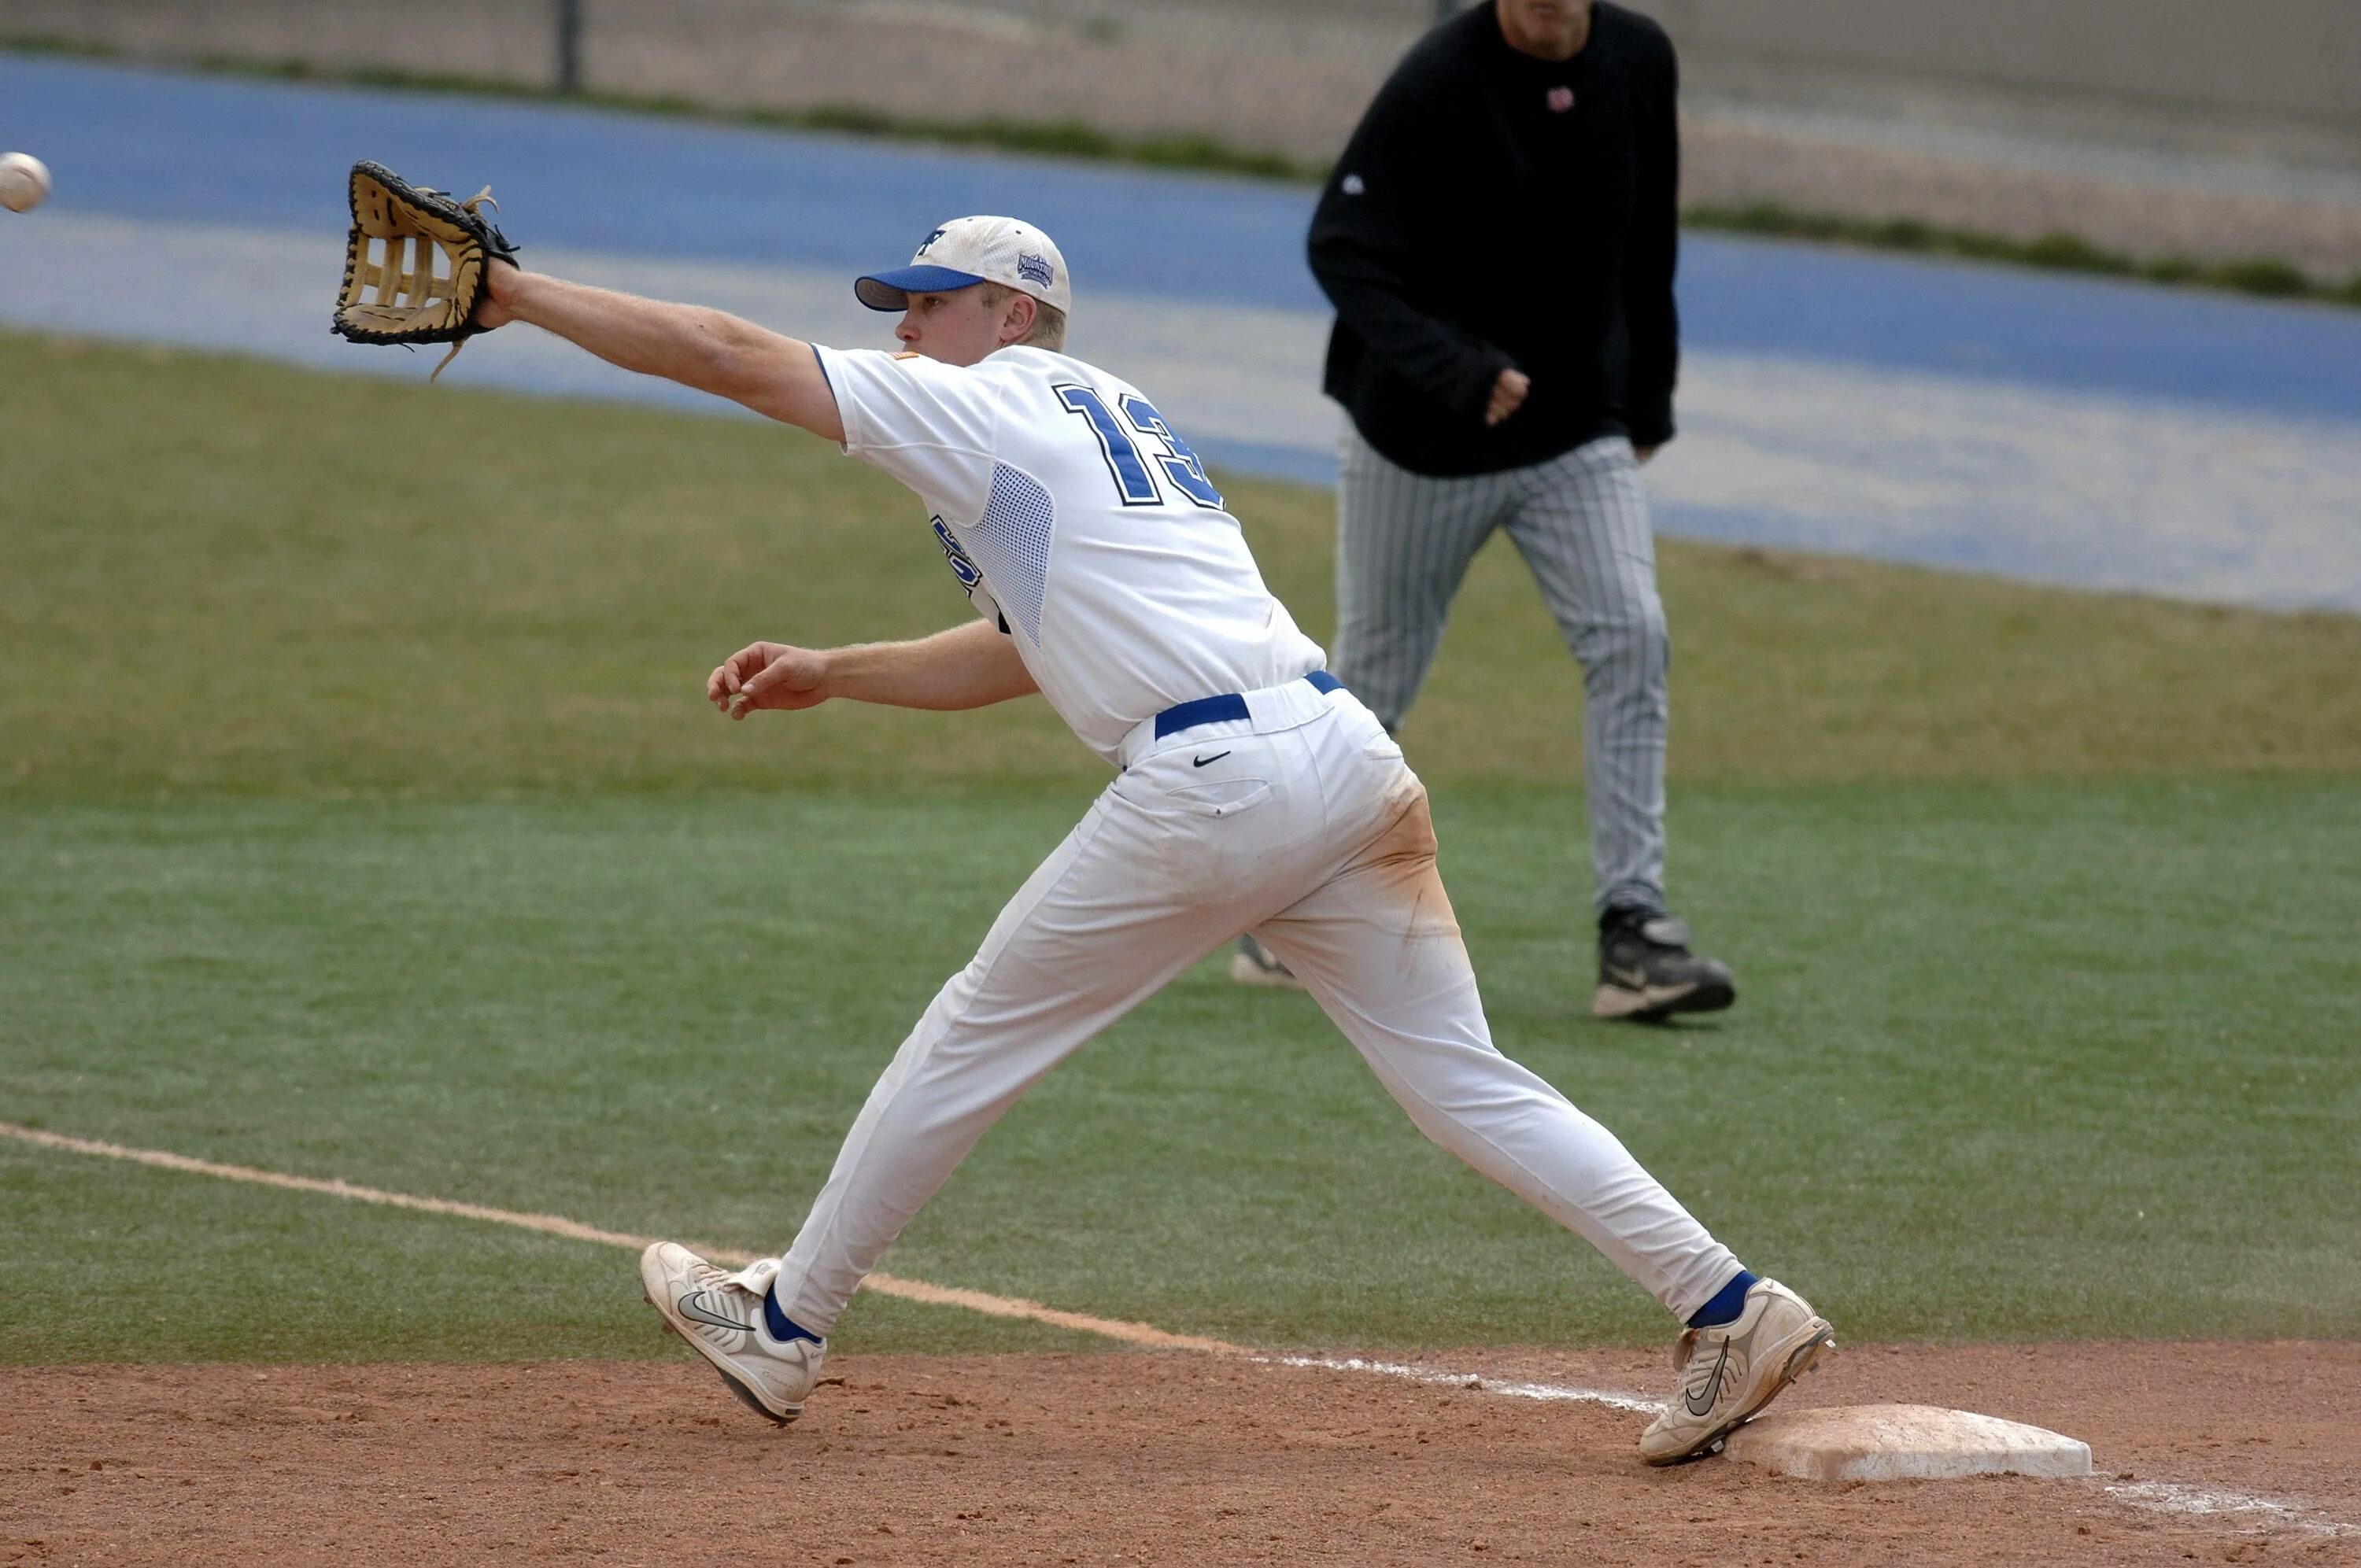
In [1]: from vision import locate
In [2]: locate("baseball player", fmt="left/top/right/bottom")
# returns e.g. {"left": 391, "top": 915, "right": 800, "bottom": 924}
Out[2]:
{"left": 1236, "top": 0, "right": 1734, "bottom": 1025}
{"left": 471, "top": 216, "right": 1831, "bottom": 1463}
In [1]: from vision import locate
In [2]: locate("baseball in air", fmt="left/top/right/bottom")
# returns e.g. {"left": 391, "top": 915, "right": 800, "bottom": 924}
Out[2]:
{"left": 0, "top": 152, "right": 51, "bottom": 213}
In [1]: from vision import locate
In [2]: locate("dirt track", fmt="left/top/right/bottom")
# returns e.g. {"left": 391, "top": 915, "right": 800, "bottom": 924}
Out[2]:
{"left": 6, "top": 1341, "right": 2356, "bottom": 1565}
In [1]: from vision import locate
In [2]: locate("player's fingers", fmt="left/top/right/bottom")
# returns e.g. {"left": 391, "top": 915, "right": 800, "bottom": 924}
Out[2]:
{"left": 743, "top": 649, "right": 826, "bottom": 710}
{"left": 751, "top": 651, "right": 817, "bottom": 694}
{"left": 713, "top": 645, "right": 774, "bottom": 701}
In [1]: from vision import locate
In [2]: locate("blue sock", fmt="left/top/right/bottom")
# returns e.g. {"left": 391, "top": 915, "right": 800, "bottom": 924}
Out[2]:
{"left": 763, "top": 1285, "right": 822, "bottom": 1344}
{"left": 1687, "top": 1269, "right": 1758, "bottom": 1330}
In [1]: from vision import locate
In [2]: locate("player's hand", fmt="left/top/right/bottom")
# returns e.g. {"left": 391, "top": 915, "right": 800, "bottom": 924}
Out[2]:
{"left": 1485, "top": 367, "right": 1531, "bottom": 427}
{"left": 475, "top": 260, "right": 523, "bottom": 330}
{"left": 708, "top": 641, "right": 831, "bottom": 719}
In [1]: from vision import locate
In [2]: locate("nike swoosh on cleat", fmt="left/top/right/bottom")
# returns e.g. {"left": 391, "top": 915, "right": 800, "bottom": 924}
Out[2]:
{"left": 1607, "top": 964, "right": 1651, "bottom": 989}
{"left": 1192, "top": 751, "right": 1232, "bottom": 767}
{"left": 674, "top": 1292, "right": 752, "bottom": 1334}
{"left": 1684, "top": 1341, "right": 1731, "bottom": 1417}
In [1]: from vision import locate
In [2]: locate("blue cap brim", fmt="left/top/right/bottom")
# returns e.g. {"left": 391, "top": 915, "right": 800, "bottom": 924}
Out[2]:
{"left": 854, "top": 264, "right": 987, "bottom": 311}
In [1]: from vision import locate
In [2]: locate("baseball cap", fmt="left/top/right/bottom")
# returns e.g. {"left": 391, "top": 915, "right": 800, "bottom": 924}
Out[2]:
{"left": 854, "top": 216, "right": 1072, "bottom": 315}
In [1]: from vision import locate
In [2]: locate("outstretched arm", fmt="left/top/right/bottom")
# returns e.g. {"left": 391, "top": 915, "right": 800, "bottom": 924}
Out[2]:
{"left": 708, "top": 618, "right": 1038, "bottom": 719}
{"left": 479, "top": 265, "right": 844, "bottom": 441}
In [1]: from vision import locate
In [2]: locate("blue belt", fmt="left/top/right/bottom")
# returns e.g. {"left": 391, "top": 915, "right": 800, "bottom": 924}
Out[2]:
{"left": 1153, "top": 671, "right": 1343, "bottom": 740}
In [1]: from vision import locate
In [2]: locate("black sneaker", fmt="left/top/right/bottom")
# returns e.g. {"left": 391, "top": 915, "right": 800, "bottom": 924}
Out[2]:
{"left": 1229, "top": 932, "right": 1306, "bottom": 991}
{"left": 1594, "top": 907, "right": 1735, "bottom": 1022}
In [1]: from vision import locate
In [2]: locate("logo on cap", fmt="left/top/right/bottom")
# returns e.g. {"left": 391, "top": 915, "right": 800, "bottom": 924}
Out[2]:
{"left": 1016, "top": 253, "right": 1055, "bottom": 289}
{"left": 916, "top": 226, "right": 948, "bottom": 255}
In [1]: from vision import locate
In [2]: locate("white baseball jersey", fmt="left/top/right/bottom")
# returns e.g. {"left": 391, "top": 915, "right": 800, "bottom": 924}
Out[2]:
{"left": 811, "top": 344, "right": 1328, "bottom": 762}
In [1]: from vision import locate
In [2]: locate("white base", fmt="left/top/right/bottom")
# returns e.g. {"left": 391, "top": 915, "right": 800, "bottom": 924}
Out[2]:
{"left": 1723, "top": 1403, "right": 2093, "bottom": 1481}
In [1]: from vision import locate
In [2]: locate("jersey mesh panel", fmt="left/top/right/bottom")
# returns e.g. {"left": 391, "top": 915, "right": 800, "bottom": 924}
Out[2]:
{"left": 966, "top": 463, "right": 1056, "bottom": 642}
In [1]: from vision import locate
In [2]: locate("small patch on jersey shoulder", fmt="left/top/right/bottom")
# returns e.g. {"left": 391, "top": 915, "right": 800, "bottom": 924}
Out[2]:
{"left": 892, "top": 351, "right": 922, "bottom": 360}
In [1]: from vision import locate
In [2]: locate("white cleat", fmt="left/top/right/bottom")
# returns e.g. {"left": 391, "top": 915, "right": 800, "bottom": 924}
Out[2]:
{"left": 638, "top": 1241, "right": 826, "bottom": 1426}
{"left": 1639, "top": 1278, "right": 1835, "bottom": 1466}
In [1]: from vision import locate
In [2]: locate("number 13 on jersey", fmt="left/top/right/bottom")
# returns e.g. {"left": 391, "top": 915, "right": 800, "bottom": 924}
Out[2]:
{"left": 1056, "top": 385, "right": 1225, "bottom": 511}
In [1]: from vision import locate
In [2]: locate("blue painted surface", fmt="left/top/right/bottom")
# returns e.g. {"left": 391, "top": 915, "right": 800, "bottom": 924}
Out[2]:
{"left": 9, "top": 53, "right": 2361, "bottom": 423}
{"left": 1, "top": 54, "right": 1327, "bottom": 310}
{"left": 1210, "top": 439, "right": 1341, "bottom": 490}
{"left": 1678, "top": 238, "right": 2361, "bottom": 422}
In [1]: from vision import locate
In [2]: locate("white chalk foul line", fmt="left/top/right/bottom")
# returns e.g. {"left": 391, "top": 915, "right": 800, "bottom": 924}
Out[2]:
{"left": 16, "top": 1120, "right": 2361, "bottom": 1537}
{"left": 1264, "top": 1354, "right": 1663, "bottom": 1414}
{"left": 0, "top": 1121, "right": 1626, "bottom": 1399}
{"left": 2104, "top": 1481, "right": 2358, "bottom": 1538}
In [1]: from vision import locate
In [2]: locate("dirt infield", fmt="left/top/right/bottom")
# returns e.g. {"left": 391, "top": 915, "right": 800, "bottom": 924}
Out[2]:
{"left": 6, "top": 1341, "right": 2355, "bottom": 1564}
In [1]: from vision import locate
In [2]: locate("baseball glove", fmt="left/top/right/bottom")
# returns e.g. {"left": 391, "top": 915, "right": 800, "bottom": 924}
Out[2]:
{"left": 331, "top": 160, "right": 519, "bottom": 380}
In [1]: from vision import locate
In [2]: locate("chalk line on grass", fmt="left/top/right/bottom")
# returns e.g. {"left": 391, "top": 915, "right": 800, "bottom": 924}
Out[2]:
{"left": 0, "top": 1123, "right": 1526, "bottom": 1371}
{"left": 0, "top": 1121, "right": 1240, "bottom": 1356}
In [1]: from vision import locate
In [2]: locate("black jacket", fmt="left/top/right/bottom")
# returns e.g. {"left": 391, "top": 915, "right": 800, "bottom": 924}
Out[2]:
{"left": 1308, "top": 2, "right": 1680, "bottom": 477}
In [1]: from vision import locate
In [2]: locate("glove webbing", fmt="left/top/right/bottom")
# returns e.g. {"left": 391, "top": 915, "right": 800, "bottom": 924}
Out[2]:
{"left": 398, "top": 186, "right": 497, "bottom": 382}
{"left": 340, "top": 181, "right": 503, "bottom": 380}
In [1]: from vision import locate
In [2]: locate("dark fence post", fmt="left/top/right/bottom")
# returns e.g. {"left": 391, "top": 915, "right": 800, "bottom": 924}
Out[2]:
{"left": 556, "top": 0, "right": 583, "bottom": 94}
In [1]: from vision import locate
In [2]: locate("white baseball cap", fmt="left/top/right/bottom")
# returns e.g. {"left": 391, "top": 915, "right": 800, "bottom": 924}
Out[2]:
{"left": 854, "top": 216, "right": 1072, "bottom": 315}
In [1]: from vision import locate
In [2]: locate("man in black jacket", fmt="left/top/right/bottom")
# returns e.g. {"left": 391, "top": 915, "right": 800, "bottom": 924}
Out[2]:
{"left": 1234, "top": 0, "right": 1735, "bottom": 1024}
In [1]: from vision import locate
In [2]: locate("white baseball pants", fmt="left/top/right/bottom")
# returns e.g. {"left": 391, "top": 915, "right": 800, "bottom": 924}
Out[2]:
{"left": 767, "top": 681, "right": 1742, "bottom": 1334}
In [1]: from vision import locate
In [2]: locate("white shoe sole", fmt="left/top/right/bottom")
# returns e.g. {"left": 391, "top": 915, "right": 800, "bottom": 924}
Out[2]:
{"left": 1593, "top": 977, "right": 1735, "bottom": 1021}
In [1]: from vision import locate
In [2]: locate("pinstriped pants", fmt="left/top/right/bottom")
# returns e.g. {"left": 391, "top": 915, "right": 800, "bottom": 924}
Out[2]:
{"left": 1332, "top": 429, "right": 1671, "bottom": 916}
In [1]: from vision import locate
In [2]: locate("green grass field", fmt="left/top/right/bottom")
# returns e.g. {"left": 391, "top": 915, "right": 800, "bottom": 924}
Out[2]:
{"left": 4, "top": 329, "right": 2358, "bottom": 1363}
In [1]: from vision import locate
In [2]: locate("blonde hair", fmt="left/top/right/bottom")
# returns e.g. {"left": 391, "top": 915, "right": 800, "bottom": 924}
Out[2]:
{"left": 977, "top": 282, "right": 1068, "bottom": 352}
